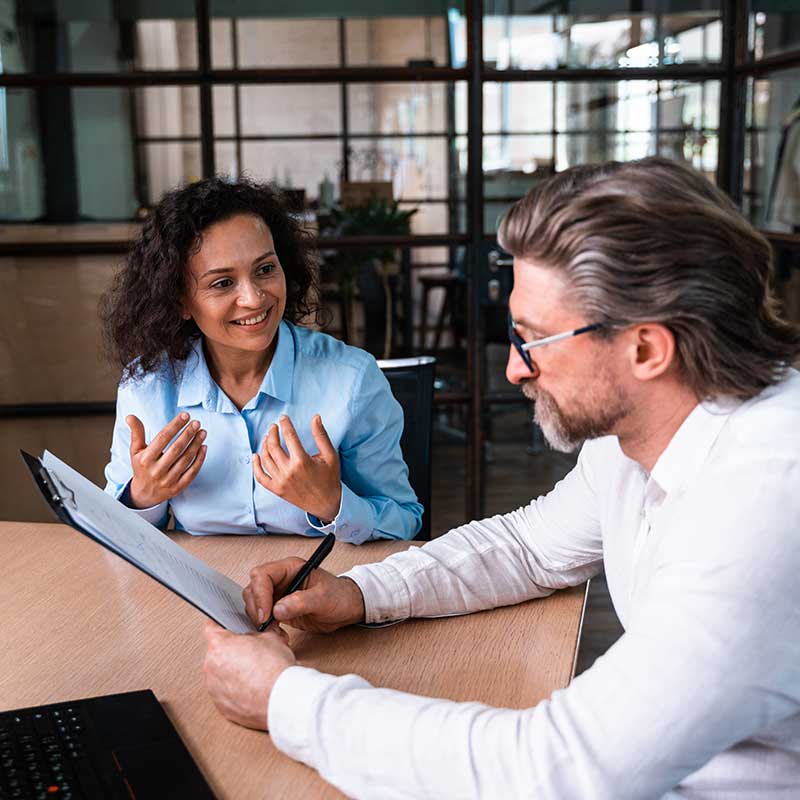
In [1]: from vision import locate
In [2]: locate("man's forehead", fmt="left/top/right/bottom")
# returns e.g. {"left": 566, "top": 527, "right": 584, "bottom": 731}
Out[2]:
{"left": 510, "top": 258, "right": 573, "bottom": 323}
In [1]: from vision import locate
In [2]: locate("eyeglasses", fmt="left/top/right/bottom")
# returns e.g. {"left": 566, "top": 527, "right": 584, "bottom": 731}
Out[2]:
{"left": 507, "top": 312, "right": 605, "bottom": 373}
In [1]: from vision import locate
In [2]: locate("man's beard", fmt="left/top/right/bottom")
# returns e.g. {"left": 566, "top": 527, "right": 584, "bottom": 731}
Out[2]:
{"left": 522, "top": 381, "right": 631, "bottom": 453}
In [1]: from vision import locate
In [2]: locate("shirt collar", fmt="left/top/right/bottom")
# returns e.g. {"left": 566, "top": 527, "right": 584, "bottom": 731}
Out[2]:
{"left": 175, "top": 320, "right": 295, "bottom": 410}
{"left": 258, "top": 320, "right": 294, "bottom": 404}
{"left": 176, "top": 337, "right": 216, "bottom": 409}
{"left": 649, "top": 396, "right": 739, "bottom": 497}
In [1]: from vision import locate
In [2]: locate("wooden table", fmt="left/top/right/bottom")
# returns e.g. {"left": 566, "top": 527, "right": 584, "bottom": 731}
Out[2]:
{"left": 0, "top": 521, "right": 587, "bottom": 799}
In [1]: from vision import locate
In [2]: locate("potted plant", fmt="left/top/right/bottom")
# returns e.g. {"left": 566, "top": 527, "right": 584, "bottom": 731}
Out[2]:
{"left": 328, "top": 198, "right": 417, "bottom": 358}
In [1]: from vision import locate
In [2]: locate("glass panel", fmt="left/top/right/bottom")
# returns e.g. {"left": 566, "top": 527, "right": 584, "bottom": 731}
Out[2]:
{"left": 239, "top": 85, "right": 341, "bottom": 135}
{"left": 0, "top": 86, "right": 202, "bottom": 221}
{"left": 12, "top": 1, "right": 197, "bottom": 73}
{"left": 348, "top": 137, "right": 449, "bottom": 202}
{"left": 213, "top": 85, "right": 236, "bottom": 137}
{"left": 744, "top": 68, "right": 800, "bottom": 232}
{"left": 348, "top": 84, "right": 450, "bottom": 135}
{"left": 73, "top": 88, "right": 139, "bottom": 219}
{"left": 483, "top": 134, "right": 553, "bottom": 174}
{"left": 139, "top": 142, "right": 202, "bottom": 207}
{"left": 484, "top": 82, "right": 553, "bottom": 134}
{"left": 483, "top": 1, "right": 721, "bottom": 69}
{"left": 748, "top": 4, "right": 800, "bottom": 61}
{"left": 209, "top": 10, "right": 340, "bottom": 68}
{"left": 345, "top": 17, "right": 456, "bottom": 67}
{"left": 241, "top": 140, "right": 342, "bottom": 199}
{"left": 136, "top": 87, "right": 201, "bottom": 138}
{"left": 215, "top": 141, "right": 239, "bottom": 181}
{"left": 210, "top": 18, "right": 233, "bottom": 68}
{"left": 481, "top": 80, "right": 720, "bottom": 231}
{"left": 0, "top": 88, "right": 45, "bottom": 220}
{"left": 399, "top": 201, "right": 450, "bottom": 236}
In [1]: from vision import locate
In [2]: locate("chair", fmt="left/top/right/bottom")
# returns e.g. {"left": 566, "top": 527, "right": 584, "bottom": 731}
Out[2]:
{"left": 377, "top": 356, "right": 436, "bottom": 541}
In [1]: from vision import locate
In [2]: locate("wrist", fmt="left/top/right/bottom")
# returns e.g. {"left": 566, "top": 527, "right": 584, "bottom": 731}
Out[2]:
{"left": 127, "top": 480, "right": 159, "bottom": 510}
{"left": 315, "top": 485, "right": 342, "bottom": 525}
{"left": 126, "top": 481, "right": 148, "bottom": 510}
{"left": 340, "top": 577, "right": 366, "bottom": 625}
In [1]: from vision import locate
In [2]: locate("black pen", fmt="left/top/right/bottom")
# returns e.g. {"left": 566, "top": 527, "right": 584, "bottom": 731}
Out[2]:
{"left": 258, "top": 532, "right": 336, "bottom": 632}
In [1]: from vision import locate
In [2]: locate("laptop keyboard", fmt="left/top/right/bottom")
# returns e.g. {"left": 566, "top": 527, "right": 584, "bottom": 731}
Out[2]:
{"left": 0, "top": 704, "right": 106, "bottom": 800}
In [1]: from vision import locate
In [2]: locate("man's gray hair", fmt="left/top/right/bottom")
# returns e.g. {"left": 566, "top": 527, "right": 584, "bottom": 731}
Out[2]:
{"left": 498, "top": 156, "right": 800, "bottom": 401}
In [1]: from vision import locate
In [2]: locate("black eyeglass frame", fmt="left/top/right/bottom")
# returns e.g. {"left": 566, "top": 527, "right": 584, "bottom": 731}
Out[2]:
{"left": 507, "top": 312, "right": 608, "bottom": 373}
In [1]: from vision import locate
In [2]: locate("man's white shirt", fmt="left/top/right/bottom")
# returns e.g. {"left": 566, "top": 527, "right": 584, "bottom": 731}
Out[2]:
{"left": 268, "top": 370, "right": 800, "bottom": 799}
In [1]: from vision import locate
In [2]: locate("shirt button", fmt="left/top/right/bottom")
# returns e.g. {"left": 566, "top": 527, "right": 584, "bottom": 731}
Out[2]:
{"left": 241, "top": 455, "right": 251, "bottom": 464}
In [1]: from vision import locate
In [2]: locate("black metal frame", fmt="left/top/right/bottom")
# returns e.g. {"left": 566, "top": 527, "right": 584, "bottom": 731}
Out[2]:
{"left": 3, "top": 1, "right": 800, "bottom": 522}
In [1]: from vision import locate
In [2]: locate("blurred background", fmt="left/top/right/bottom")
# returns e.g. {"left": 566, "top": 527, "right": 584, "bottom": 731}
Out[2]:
{"left": 1, "top": 3, "right": 799, "bottom": 668}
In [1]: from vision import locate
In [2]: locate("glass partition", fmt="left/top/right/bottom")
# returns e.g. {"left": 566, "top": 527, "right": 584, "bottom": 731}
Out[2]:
{"left": 209, "top": 3, "right": 466, "bottom": 68}
{"left": 476, "top": 79, "right": 720, "bottom": 232}
{"left": 483, "top": 1, "right": 721, "bottom": 70}
{"left": 11, "top": 1, "right": 197, "bottom": 73}
{"left": 748, "top": 4, "right": 800, "bottom": 62}
{"left": 744, "top": 67, "right": 800, "bottom": 231}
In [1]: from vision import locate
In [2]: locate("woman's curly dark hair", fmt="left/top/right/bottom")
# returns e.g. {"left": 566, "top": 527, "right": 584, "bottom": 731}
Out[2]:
{"left": 100, "top": 176, "right": 323, "bottom": 379}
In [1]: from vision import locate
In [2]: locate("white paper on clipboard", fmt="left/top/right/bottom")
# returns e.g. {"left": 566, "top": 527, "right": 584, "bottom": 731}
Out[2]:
{"left": 41, "top": 450, "right": 255, "bottom": 634}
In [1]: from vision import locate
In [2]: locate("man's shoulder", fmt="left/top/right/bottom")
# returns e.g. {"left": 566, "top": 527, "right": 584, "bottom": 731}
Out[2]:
{"left": 725, "top": 369, "right": 800, "bottom": 456}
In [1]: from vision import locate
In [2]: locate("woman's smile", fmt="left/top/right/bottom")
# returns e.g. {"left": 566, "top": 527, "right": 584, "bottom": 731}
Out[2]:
{"left": 231, "top": 308, "right": 271, "bottom": 329}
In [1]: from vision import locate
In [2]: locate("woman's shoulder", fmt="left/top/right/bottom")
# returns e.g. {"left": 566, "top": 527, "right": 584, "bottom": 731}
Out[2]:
{"left": 119, "top": 348, "right": 192, "bottom": 396}
{"left": 288, "top": 323, "right": 377, "bottom": 375}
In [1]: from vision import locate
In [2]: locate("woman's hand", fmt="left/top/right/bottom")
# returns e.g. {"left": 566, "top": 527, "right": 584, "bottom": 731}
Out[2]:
{"left": 126, "top": 412, "right": 207, "bottom": 509}
{"left": 253, "top": 415, "right": 341, "bottom": 523}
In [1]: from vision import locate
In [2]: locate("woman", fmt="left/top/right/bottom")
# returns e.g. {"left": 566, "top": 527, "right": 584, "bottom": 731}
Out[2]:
{"left": 101, "top": 177, "right": 422, "bottom": 542}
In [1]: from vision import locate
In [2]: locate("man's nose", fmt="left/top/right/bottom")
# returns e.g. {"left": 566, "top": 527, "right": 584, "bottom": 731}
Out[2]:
{"left": 506, "top": 344, "right": 538, "bottom": 384}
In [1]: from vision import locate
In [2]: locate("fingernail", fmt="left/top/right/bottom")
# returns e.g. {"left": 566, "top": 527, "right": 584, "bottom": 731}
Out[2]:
{"left": 180, "top": 412, "right": 189, "bottom": 421}
{"left": 273, "top": 602, "right": 285, "bottom": 618}
{"left": 199, "top": 430, "right": 206, "bottom": 440}
{"left": 257, "top": 607, "right": 264, "bottom": 621}
{"left": 280, "top": 415, "right": 288, "bottom": 422}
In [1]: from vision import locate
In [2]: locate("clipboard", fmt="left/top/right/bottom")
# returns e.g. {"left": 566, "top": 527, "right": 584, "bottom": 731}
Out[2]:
{"left": 20, "top": 449, "right": 255, "bottom": 634}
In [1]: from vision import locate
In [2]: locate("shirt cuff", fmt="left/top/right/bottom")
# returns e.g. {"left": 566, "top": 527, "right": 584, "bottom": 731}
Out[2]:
{"left": 306, "top": 482, "right": 377, "bottom": 544}
{"left": 268, "top": 665, "right": 340, "bottom": 767}
{"left": 339, "top": 560, "right": 412, "bottom": 624}
{"left": 116, "top": 480, "right": 169, "bottom": 528}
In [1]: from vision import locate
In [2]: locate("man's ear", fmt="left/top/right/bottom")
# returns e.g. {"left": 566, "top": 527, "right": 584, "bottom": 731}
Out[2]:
{"left": 625, "top": 323, "right": 676, "bottom": 382}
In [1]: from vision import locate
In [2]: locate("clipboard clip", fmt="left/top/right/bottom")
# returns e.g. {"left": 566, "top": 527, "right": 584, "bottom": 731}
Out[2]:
{"left": 39, "top": 467, "right": 78, "bottom": 511}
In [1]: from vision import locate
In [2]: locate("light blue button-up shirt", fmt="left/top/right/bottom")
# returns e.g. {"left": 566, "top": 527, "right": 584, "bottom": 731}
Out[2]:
{"left": 104, "top": 321, "right": 422, "bottom": 543}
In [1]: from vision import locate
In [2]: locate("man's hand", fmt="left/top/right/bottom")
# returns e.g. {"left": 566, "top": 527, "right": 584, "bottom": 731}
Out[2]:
{"left": 243, "top": 558, "right": 366, "bottom": 634}
{"left": 203, "top": 622, "right": 296, "bottom": 731}
{"left": 127, "top": 412, "right": 207, "bottom": 509}
{"left": 253, "top": 414, "right": 341, "bottom": 523}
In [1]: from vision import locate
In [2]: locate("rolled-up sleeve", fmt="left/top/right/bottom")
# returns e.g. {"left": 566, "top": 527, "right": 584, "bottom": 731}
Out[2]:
{"left": 268, "top": 456, "right": 800, "bottom": 799}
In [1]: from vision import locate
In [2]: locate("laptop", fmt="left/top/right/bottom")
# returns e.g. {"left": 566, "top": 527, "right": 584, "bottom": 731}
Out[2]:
{"left": 0, "top": 689, "right": 215, "bottom": 799}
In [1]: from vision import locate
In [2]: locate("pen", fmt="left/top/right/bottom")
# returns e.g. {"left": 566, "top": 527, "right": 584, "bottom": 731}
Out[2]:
{"left": 258, "top": 532, "right": 336, "bottom": 632}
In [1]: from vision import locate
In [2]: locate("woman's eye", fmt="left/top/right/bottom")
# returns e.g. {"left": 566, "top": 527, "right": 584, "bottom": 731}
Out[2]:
{"left": 210, "top": 278, "right": 233, "bottom": 289}
{"left": 256, "top": 263, "right": 275, "bottom": 276}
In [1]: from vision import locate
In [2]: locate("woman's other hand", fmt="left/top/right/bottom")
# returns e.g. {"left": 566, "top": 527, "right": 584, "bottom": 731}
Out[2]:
{"left": 126, "top": 412, "right": 207, "bottom": 508}
{"left": 253, "top": 414, "right": 341, "bottom": 523}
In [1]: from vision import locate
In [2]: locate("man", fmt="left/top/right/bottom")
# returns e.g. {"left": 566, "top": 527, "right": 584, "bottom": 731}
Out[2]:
{"left": 203, "top": 157, "right": 800, "bottom": 798}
